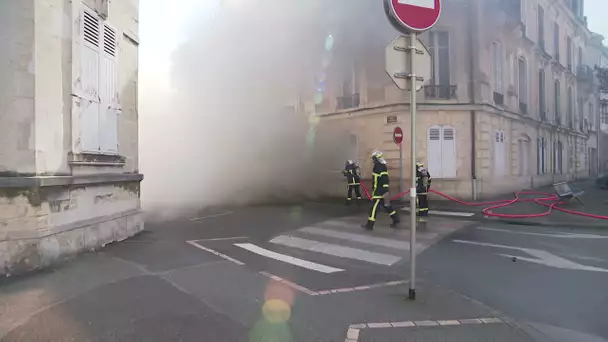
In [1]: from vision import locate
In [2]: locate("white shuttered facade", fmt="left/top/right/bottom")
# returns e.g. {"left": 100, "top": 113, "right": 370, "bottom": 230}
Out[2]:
{"left": 427, "top": 125, "right": 456, "bottom": 178}
{"left": 75, "top": 4, "right": 120, "bottom": 155}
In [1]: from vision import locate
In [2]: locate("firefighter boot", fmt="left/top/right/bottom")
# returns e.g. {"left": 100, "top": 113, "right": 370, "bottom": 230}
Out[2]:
{"left": 361, "top": 220, "right": 374, "bottom": 231}
{"left": 390, "top": 214, "right": 401, "bottom": 229}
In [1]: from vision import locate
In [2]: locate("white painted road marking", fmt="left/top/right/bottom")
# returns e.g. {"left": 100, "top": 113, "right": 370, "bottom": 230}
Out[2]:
{"left": 298, "top": 226, "right": 410, "bottom": 250}
{"left": 453, "top": 240, "right": 608, "bottom": 273}
{"left": 270, "top": 235, "right": 402, "bottom": 266}
{"left": 401, "top": 207, "right": 475, "bottom": 217}
{"left": 234, "top": 243, "right": 344, "bottom": 274}
{"left": 398, "top": 0, "right": 435, "bottom": 9}
{"left": 190, "top": 211, "right": 234, "bottom": 221}
{"left": 477, "top": 227, "right": 608, "bottom": 239}
{"left": 345, "top": 317, "right": 503, "bottom": 342}
{"left": 186, "top": 240, "right": 245, "bottom": 265}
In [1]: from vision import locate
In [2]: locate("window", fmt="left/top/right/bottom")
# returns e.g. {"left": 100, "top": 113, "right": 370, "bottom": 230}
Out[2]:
{"left": 555, "top": 140, "right": 563, "bottom": 174}
{"left": 427, "top": 126, "right": 456, "bottom": 178}
{"left": 578, "top": 47, "right": 583, "bottom": 70}
{"left": 521, "top": 0, "right": 528, "bottom": 37}
{"left": 567, "top": 86, "right": 574, "bottom": 127}
{"left": 538, "top": 69, "right": 546, "bottom": 119}
{"left": 603, "top": 104, "right": 608, "bottom": 125}
{"left": 537, "top": 137, "right": 547, "bottom": 174}
{"left": 492, "top": 42, "right": 504, "bottom": 95}
{"left": 589, "top": 102, "right": 594, "bottom": 130}
{"left": 338, "top": 60, "right": 360, "bottom": 109}
{"left": 567, "top": 36, "right": 572, "bottom": 70}
{"left": 518, "top": 138, "right": 530, "bottom": 176}
{"left": 518, "top": 58, "right": 528, "bottom": 114}
{"left": 76, "top": 6, "right": 119, "bottom": 155}
{"left": 554, "top": 80, "right": 561, "bottom": 124}
{"left": 494, "top": 130, "right": 507, "bottom": 176}
{"left": 428, "top": 31, "right": 451, "bottom": 98}
{"left": 537, "top": 5, "right": 545, "bottom": 50}
{"left": 553, "top": 22, "right": 560, "bottom": 60}
{"left": 577, "top": 98, "right": 584, "bottom": 130}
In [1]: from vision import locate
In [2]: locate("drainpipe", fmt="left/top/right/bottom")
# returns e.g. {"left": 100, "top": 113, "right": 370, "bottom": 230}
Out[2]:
{"left": 468, "top": 0, "right": 478, "bottom": 200}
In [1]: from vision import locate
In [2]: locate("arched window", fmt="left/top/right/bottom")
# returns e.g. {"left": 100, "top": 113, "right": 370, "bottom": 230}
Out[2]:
{"left": 427, "top": 125, "right": 456, "bottom": 178}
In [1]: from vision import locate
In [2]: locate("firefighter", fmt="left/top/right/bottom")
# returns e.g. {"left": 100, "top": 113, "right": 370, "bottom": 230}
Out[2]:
{"left": 416, "top": 162, "right": 432, "bottom": 222}
{"left": 361, "top": 150, "right": 400, "bottom": 230}
{"left": 343, "top": 160, "right": 362, "bottom": 205}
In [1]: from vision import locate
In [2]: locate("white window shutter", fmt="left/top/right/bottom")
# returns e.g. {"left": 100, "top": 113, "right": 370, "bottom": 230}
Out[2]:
{"left": 79, "top": 9, "right": 102, "bottom": 153}
{"left": 427, "top": 127, "right": 442, "bottom": 178}
{"left": 98, "top": 23, "right": 119, "bottom": 154}
{"left": 441, "top": 127, "right": 456, "bottom": 178}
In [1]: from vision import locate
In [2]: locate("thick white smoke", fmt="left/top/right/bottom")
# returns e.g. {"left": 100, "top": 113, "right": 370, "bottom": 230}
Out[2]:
{"left": 139, "top": 1, "right": 394, "bottom": 213}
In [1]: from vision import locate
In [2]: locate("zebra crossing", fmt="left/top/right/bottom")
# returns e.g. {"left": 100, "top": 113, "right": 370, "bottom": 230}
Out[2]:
{"left": 189, "top": 215, "right": 469, "bottom": 276}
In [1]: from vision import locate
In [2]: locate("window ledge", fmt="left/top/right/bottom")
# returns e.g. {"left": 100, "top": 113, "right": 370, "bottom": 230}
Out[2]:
{"left": 68, "top": 153, "right": 126, "bottom": 167}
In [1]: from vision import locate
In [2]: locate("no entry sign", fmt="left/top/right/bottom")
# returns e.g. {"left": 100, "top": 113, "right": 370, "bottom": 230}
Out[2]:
{"left": 393, "top": 126, "right": 404, "bottom": 144}
{"left": 384, "top": 0, "right": 442, "bottom": 33}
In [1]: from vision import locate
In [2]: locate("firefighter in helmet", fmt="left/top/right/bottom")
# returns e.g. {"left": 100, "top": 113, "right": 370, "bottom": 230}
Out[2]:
{"left": 343, "top": 160, "right": 362, "bottom": 205}
{"left": 361, "top": 150, "right": 400, "bottom": 230}
{"left": 416, "top": 162, "right": 432, "bottom": 222}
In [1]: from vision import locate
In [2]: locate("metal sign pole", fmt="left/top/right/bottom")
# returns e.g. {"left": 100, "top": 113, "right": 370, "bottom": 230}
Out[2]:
{"left": 408, "top": 32, "right": 418, "bottom": 301}
{"left": 400, "top": 142, "right": 404, "bottom": 197}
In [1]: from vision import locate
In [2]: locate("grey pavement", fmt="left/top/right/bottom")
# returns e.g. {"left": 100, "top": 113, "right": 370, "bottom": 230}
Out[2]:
{"left": 0, "top": 202, "right": 545, "bottom": 342}
{"left": 418, "top": 221, "right": 608, "bottom": 341}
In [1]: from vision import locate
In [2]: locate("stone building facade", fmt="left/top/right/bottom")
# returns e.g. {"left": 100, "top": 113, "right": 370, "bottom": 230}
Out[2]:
{"left": 310, "top": 0, "right": 599, "bottom": 199}
{"left": 0, "top": 0, "right": 142, "bottom": 275}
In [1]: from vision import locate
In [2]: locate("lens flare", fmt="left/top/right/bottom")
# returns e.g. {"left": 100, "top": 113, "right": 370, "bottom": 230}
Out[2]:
{"left": 324, "top": 34, "right": 334, "bottom": 51}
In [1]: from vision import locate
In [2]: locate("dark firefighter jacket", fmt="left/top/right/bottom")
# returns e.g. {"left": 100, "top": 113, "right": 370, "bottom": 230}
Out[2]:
{"left": 371, "top": 162, "right": 389, "bottom": 199}
{"left": 416, "top": 168, "right": 432, "bottom": 194}
{"left": 343, "top": 164, "right": 361, "bottom": 185}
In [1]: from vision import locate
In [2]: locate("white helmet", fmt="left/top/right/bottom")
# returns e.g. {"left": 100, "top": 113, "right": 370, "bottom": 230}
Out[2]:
{"left": 371, "top": 149, "right": 387, "bottom": 164}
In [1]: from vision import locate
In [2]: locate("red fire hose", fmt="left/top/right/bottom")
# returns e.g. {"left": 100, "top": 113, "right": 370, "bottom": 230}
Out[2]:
{"left": 358, "top": 182, "right": 608, "bottom": 220}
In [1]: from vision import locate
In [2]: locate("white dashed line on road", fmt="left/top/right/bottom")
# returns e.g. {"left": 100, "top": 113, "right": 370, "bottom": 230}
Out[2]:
{"left": 269, "top": 235, "right": 402, "bottom": 266}
{"left": 234, "top": 242, "right": 345, "bottom": 274}
{"left": 477, "top": 227, "right": 608, "bottom": 239}
{"left": 401, "top": 207, "right": 476, "bottom": 217}
{"left": 186, "top": 240, "right": 245, "bottom": 265}
{"left": 344, "top": 317, "right": 504, "bottom": 342}
{"left": 299, "top": 226, "right": 410, "bottom": 250}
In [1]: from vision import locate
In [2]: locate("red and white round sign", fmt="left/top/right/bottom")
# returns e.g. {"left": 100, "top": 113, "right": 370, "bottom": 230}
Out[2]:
{"left": 393, "top": 126, "right": 404, "bottom": 145}
{"left": 385, "top": 0, "right": 442, "bottom": 33}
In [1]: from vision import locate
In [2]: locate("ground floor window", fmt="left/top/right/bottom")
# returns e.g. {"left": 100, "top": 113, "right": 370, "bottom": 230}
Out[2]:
{"left": 427, "top": 125, "right": 457, "bottom": 178}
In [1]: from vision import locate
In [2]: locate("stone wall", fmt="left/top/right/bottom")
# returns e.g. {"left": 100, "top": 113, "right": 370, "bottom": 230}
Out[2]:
{"left": 0, "top": 176, "right": 143, "bottom": 276}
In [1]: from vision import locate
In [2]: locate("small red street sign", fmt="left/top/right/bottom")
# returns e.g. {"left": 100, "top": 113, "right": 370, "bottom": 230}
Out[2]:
{"left": 393, "top": 126, "right": 404, "bottom": 144}
{"left": 384, "top": 0, "right": 442, "bottom": 33}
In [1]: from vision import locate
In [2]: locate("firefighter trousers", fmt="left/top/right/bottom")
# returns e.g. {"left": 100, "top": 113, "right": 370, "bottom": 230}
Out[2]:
{"left": 367, "top": 198, "right": 399, "bottom": 224}
{"left": 417, "top": 193, "right": 429, "bottom": 217}
{"left": 347, "top": 184, "right": 362, "bottom": 201}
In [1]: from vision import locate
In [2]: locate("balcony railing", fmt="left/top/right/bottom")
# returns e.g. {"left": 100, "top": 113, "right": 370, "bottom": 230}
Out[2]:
{"left": 576, "top": 65, "right": 594, "bottom": 83}
{"left": 424, "top": 85, "right": 457, "bottom": 100}
{"left": 336, "top": 93, "right": 360, "bottom": 110}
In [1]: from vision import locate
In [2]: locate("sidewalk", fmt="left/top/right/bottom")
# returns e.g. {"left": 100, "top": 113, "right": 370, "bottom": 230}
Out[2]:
{"left": 421, "top": 179, "right": 608, "bottom": 228}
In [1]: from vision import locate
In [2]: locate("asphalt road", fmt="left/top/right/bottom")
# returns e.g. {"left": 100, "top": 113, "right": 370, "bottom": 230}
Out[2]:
{"left": 0, "top": 202, "right": 606, "bottom": 341}
{"left": 418, "top": 221, "right": 608, "bottom": 341}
